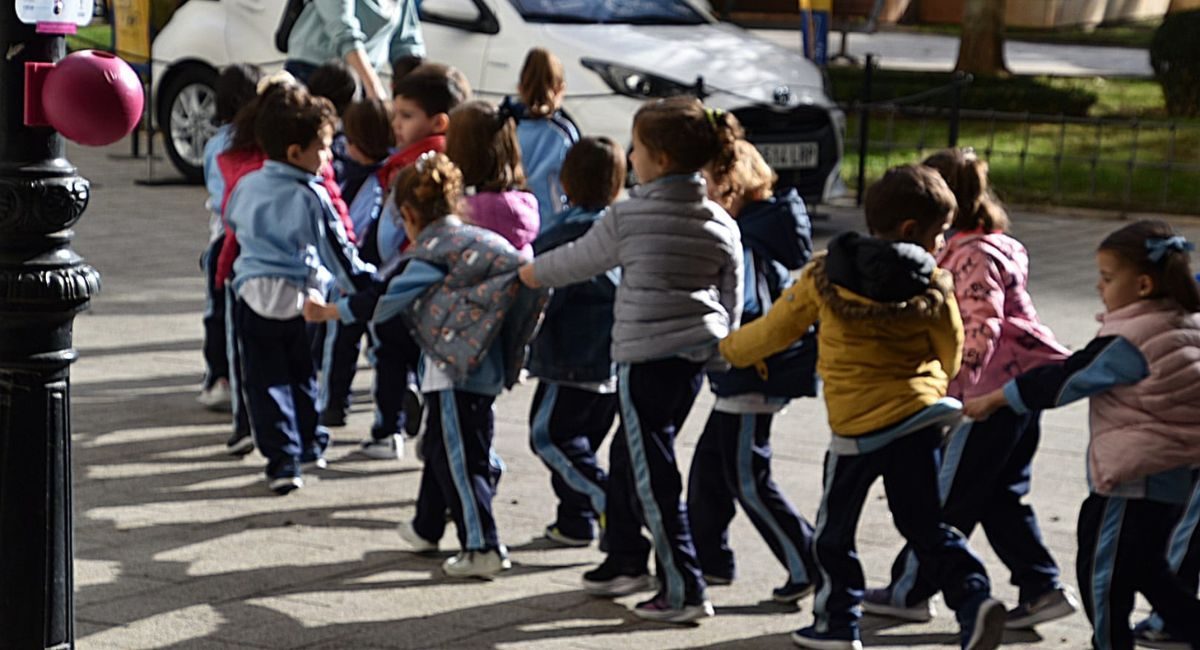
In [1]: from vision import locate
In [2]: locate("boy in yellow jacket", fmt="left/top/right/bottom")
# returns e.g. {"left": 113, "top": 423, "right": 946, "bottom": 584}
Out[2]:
{"left": 720, "top": 165, "right": 1004, "bottom": 650}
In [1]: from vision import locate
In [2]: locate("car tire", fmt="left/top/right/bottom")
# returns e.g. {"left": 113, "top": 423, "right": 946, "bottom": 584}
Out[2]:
{"left": 158, "top": 63, "right": 219, "bottom": 183}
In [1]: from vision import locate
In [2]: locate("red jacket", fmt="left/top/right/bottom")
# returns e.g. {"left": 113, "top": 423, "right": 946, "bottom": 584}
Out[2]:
{"left": 214, "top": 148, "right": 355, "bottom": 288}
{"left": 378, "top": 135, "right": 446, "bottom": 192}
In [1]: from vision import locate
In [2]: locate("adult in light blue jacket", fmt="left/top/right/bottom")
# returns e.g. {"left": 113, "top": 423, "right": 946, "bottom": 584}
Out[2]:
{"left": 286, "top": 0, "right": 425, "bottom": 100}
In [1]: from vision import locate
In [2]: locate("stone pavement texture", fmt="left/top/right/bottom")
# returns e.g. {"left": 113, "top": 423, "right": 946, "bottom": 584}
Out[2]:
{"left": 67, "top": 141, "right": 1199, "bottom": 649}
{"left": 750, "top": 29, "right": 1153, "bottom": 78}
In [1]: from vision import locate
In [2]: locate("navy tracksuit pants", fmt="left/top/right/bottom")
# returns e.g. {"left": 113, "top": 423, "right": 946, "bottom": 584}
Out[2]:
{"left": 1077, "top": 493, "right": 1200, "bottom": 650}
{"left": 201, "top": 235, "right": 229, "bottom": 388}
{"left": 412, "top": 390, "right": 501, "bottom": 552}
{"left": 688, "top": 410, "right": 816, "bottom": 588}
{"left": 317, "top": 317, "right": 367, "bottom": 422}
{"left": 812, "top": 425, "right": 990, "bottom": 635}
{"left": 605, "top": 358, "right": 707, "bottom": 609}
{"left": 887, "top": 408, "right": 1060, "bottom": 607}
{"left": 1143, "top": 478, "right": 1200, "bottom": 639}
{"left": 224, "top": 285, "right": 251, "bottom": 440}
{"left": 367, "top": 320, "right": 422, "bottom": 440}
{"left": 528, "top": 381, "right": 618, "bottom": 540}
{"left": 235, "top": 300, "right": 329, "bottom": 479}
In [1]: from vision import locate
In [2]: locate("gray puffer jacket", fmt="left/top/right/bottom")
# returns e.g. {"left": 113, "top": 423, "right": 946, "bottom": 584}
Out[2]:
{"left": 532, "top": 173, "right": 743, "bottom": 364}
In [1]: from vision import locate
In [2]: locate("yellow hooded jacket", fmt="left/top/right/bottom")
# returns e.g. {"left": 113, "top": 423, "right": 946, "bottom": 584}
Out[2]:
{"left": 719, "top": 245, "right": 962, "bottom": 436}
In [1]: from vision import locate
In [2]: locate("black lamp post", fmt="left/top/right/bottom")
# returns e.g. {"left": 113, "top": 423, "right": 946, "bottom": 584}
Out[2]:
{"left": 0, "top": 7, "right": 99, "bottom": 649}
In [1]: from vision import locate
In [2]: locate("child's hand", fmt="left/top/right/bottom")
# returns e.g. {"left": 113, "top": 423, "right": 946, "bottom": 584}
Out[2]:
{"left": 518, "top": 263, "right": 541, "bottom": 288}
{"left": 302, "top": 296, "right": 337, "bottom": 323}
{"left": 962, "top": 388, "right": 1009, "bottom": 421}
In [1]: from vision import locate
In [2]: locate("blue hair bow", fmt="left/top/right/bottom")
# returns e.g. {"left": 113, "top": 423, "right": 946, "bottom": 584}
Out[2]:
{"left": 1146, "top": 235, "right": 1195, "bottom": 263}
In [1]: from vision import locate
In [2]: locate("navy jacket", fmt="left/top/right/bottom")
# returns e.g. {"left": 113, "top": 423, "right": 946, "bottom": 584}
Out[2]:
{"left": 528, "top": 206, "right": 619, "bottom": 383}
{"left": 709, "top": 188, "right": 819, "bottom": 398}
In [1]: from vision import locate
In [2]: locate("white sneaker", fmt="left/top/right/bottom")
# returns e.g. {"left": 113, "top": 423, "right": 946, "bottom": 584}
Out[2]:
{"left": 301, "top": 457, "right": 327, "bottom": 471}
{"left": 268, "top": 476, "right": 303, "bottom": 495}
{"left": 397, "top": 520, "right": 438, "bottom": 552}
{"left": 360, "top": 434, "right": 403, "bottom": 460}
{"left": 442, "top": 549, "right": 505, "bottom": 579}
{"left": 197, "top": 379, "right": 232, "bottom": 412}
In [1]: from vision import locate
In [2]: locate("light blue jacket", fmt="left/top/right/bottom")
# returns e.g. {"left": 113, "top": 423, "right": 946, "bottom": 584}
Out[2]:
{"left": 202, "top": 124, "right": 233, "bottom": 217}
{"left": 517, "top": 113, "right": 579, "bottom": 220}
{"left": 226, "top": 161, "right": 375, "bottom": 295}
{"left": 288, "top": 0, "right": 425, "bottom": 71}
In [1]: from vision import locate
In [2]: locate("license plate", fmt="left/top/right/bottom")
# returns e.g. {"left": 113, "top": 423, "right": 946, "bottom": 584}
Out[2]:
{"left": 755, "top": 142, "right": 819, "bottom": 170}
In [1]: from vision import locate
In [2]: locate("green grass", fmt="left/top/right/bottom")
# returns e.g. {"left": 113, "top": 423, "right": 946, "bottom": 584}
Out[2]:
{"left": 841, "top": 111, "right": 1200, "bottom": 213}
{"left": 66, "top": 23, "right": 113, "bottom": 52}
{"left": 882, "top": 20, "right": 1159, "bottom": 50}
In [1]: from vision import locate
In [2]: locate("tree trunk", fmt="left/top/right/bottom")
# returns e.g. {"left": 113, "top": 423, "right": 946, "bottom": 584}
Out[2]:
{"left": 956, "top": 0, "right": 1009, "bottom": 76}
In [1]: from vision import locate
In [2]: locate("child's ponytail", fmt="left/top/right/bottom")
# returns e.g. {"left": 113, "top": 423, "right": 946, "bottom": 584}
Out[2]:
{"left": 393, "top": 152, "right": 464, "bottom": 229}
{"left": 633, "top": 97, "right": 744, "bottom": 178}
{"left": 518, "top": 47, "right": 565, "bottom": 119}
{"left": 923, "top": 147, "right": 1009, "bottom": 233}
{"left": 446, "top": 100, "right": 527, "bottom": 193}
{"left": 1099, "top": 219, "right": 1200, "bottom": 313}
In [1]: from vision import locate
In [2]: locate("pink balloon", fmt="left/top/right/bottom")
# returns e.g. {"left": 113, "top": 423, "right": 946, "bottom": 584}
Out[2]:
{"left": 43, "top": 50, "right": 143, "bottom": 147}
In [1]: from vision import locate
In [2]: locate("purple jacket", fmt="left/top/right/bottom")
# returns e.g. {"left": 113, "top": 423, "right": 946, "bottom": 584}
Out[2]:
{"left": 463, "top": 190, "right": 540, "bottom": 260}
{"left": 938, "top": 230, "right": 1068, "bottom": 400}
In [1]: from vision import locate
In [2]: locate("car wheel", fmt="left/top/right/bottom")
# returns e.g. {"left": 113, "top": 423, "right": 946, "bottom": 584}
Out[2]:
{"left": 159, "top": 64, "right": 219, "bottom": 183}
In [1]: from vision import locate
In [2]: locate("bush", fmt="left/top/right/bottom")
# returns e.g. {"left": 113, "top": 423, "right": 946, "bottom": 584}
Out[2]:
{"left": 1150, "top": 10, "right": 1200, "bottom": 117}
{"left": 826, "top": 67, "right": 1098, "bottom": 116}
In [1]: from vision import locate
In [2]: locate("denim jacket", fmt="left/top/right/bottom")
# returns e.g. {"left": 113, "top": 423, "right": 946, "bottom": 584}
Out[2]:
{"left": 528, "top": 206, "right": 618, "bottom": 383}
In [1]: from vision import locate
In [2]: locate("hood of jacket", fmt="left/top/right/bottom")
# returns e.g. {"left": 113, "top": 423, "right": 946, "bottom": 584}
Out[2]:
{"left": 819, "top": 231, "right": 951, "bottom": 321}
{"left": 737, "top": 188, "right": 811, "bottom": 271}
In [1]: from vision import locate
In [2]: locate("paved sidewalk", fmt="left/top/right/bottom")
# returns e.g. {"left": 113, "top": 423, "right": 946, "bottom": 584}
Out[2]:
{"left": 750, "top": 29, "right": 1153, "bottom": 77}
{"left": 67, "top": 141, "right": 1197, "bottom": 649}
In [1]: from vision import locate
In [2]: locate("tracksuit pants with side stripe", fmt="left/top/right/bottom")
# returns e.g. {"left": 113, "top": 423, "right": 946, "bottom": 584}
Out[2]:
{"left": 605, "top": 358, "right": 708, "bottom": 609}
{"left": 235, "top": 300, "right": 329, "bottom": 479}
{"left": 812, "top": 425, "right": 990, "bottom": 635}
{"left": 688, "top": 410, "right": 816, "bottom": 588}
{"left": 528, "top": 381, "right": 618, "bottom": 541}
{"left": 317, "top": 318, "right": 367, "bottom": 422}
{"left": 1077, "top": 493, "right": 1200, "bottom": 650}
{"left": 224, "top": 284, "right": 251, "bottom": 441}
{"left": 367, "top": 320, "right": 422, "bottom": 440}
{"left": 412, "top": 389, "right": 501, "bottom": 552}
{"left": 886, "top": 407, "right": 1060, "bottom": 607}
{"left": 202, "top": 234, "right": 229, "bottom": 389}
{"left": 1141, "top": 478, "right": 1200, "bottom": 640}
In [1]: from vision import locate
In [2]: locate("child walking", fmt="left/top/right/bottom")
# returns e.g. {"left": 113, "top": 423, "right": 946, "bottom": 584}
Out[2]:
{"left": 966, "top": 220, "right": 1200, "bottom": 650}
{"left": 721, "top": 164, "right": 1005, "bottom": 650}
{"left": 864, "top": 148, "right": 1078, "bottom": 630}
{"left": 199, "top": 63, "right": 261, "bottom": 412}
{"left": 527, "top": 137, "right": 625, "bottom": 547}
{"left": 224, "top": 85, "right": 374, "bottom": 494}
{"left": 306, "top": 153, "right": 546, "bottom": 578}
{"left": 447, "top": 100, "right": 540, "bottom": 258}
{"left": 513, "top": 47, "right": 579, "bottom": 221}
{"left": 520, "top": 97, "right": 745, "bottom": 623}
{"left": 687, "top": 140, "right": 819, "bottom": 604}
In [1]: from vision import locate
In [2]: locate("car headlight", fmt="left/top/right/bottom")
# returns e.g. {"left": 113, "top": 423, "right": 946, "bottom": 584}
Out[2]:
{"left": 581, "top": 58, "right": 698, "bottom": 99}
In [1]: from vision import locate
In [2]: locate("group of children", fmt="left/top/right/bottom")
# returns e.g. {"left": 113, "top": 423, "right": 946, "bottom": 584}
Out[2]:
{"left": 194, "top": 44, "right": 1200, "bottom": 650}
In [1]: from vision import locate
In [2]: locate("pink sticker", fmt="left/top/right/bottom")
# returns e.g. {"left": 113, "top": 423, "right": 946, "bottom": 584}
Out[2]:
{"left": 36, "top": 22, "right": 77, "bottom": 34}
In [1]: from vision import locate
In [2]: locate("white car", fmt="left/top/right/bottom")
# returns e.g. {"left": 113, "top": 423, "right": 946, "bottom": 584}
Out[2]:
{"left": 152, "top": 0, "right": 844, "bottom": 204}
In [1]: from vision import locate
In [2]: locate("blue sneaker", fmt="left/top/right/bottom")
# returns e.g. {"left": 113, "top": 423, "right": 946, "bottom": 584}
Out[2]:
{"left": 790, "top": 625, "right": 863, "bottom": 650}
{"left": 959, "top": 595, "right": 1006, "bottom": 650}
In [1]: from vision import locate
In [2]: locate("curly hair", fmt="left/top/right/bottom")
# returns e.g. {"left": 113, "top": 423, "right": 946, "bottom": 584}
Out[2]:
{"left": 392, "top": 152, "right": 464, "bottom": 229}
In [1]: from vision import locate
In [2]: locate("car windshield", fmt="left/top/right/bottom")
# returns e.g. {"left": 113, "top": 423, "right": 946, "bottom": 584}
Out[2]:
{"left": 509, "top": 0, "right": 707, "bottom": 25}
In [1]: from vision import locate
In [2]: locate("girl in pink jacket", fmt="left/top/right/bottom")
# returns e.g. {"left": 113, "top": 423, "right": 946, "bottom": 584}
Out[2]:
{"left": 863, "top": 148, "right": 1077, "bottom": 631}
{"left": 967, "top": 220, "right": 1200, "bottom": 650}
{"left": 445, "top": 100, "right": 540, "bottom": 259}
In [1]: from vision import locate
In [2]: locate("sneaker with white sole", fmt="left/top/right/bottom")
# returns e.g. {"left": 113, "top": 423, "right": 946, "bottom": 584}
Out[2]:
{"left": 360, "top": 434, "right": 403, "bottom": 460}
{"left": 632, "top": 594, "right": 714, "bottom": 623}
{"left": 301, "top": 457, "right": 327, "bottom": 471}
{"left": 862, "top": 586, "right": 936, "bottom": 622}
{"left": 442, "top": 549, "right": 505, "bottom": 579}
{"left": 582, "top": 559, "right": 657, "bottom": 597}
{"left": 545, "top": 524, "right": 592, "bottom": 548}
{"left": 791, "top": 625, "right": 863, "bottom": 650}
{"left": 1005, "top": 585, "right": 1079, "bottom": 630}
{"left": 1134, "top": 616, "right": 1190, "bottom": 649}
{"left": 225, "top": 431, "right": 254, "bottom": 456}
{"left": 960, "top": 595, "right": 1006, "bottom": 650}
{"left": 773, "top": 581, "right": 815, "bottom": 603}
{"left": 198, "top": 379, "right": 232, "bottom": 412}
{"left": 268, "top": 476, "right": 303, "bottom": 495}
{"left": 397, "top": 520, "right": 438, "bottom": 552}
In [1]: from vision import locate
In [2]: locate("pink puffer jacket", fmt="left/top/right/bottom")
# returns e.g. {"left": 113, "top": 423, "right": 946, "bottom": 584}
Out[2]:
{"left": 1090, "top": 299, "right": 1200, "bottom": 493}
{"left": 462, "top": 190, "right": 540, "bottom": 260}
{"left": 938, "top": 231, "right": 1068, "bottom": 400}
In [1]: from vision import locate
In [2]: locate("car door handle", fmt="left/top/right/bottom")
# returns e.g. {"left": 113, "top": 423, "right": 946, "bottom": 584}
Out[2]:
{"left": 233, "top": 0, "right": 266, "bottom": 13}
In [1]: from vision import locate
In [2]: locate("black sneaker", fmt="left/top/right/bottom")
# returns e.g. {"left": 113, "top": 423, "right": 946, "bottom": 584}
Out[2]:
{"left": 225, "top": 431, "right": 254, "bottom": 457}
{"left": 581, "top": 559, "right": 657, "bottom": 597}
{"left": 960, "top": 595, "right": 1005, "bottom": 650}
{"left": 319, "top": 409, "right": 347, "bottom": 428}
{"left": 1005, "top": 585, "right": 1078, "bottom": 630}
{"left": 402, "top": 385, "right": 423, "bottom": 438}
{"left": 772, "top": 581, "right": 815, "bottom": 604}
{"left": 1133, "top": 616, "right": 1189, "bottom": 649}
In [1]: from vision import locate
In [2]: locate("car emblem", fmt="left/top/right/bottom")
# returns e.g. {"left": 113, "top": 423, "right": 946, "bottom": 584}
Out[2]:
{"left": 773, "top": 85, "right": 791, "bottom": 106}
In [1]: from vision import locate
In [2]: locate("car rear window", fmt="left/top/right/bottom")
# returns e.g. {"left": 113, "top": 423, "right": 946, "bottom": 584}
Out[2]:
{"left": 509, "top": 0, "right": 707, "bottom": 25}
